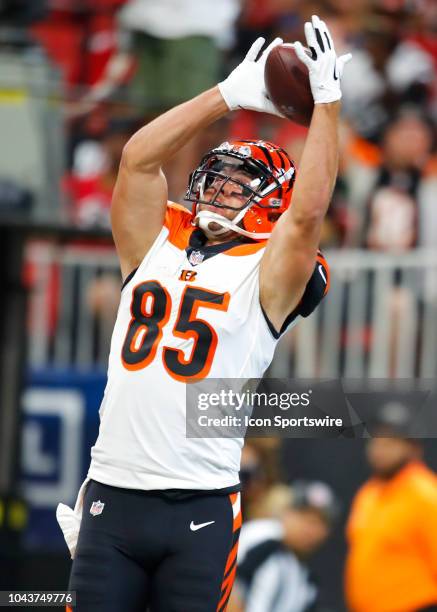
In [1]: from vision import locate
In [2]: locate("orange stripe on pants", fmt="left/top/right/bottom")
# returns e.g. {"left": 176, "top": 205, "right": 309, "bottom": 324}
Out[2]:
{"left": 218, "top": 564, "right": 237, "bottom": 611}
{"left": 216, "top": 493, "right": 241, "bottom": 611}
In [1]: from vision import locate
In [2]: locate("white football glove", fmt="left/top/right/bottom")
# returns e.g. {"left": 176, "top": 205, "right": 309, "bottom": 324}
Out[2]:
{"left": 218, "top": 37, "right": 285, "bottom": 116}
{"left": 293, "top": 15, "right": 352, "bottom": 104}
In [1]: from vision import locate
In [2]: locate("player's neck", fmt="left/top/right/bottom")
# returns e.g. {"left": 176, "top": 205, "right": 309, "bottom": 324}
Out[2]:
{"left": 199, "top": 227, "right": 247, "bottom": 247}
{"left": 205, "top": 234, "right": 245, "bottom": 247}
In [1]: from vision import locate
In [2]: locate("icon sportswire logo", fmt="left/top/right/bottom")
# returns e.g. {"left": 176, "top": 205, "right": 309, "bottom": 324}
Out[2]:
{"left": 190, "top": 520, "right": 215, "bottom": 532}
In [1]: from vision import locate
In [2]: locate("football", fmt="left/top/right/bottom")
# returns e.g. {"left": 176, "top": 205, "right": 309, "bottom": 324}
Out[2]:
{"left": 265, "top": 44, "right": 314, "bottom": 126}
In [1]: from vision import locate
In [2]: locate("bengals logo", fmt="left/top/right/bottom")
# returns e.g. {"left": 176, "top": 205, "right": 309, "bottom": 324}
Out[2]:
{"left": 179, "top": 270, "right": 197, "bottom": 282}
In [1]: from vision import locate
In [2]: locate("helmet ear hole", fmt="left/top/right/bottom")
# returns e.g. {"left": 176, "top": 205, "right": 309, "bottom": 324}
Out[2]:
{"left": 268, "top": 212, "right": 281, "bottom": 222}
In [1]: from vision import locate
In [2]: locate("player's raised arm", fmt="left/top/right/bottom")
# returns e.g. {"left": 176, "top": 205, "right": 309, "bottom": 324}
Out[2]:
{"left": 111, "top": 37, "right": 284, "bottom": 280}
{"left": 111, "top": 90, "right": 227, "bottom": 279}
{"left": 260, "top": 16, "right": 352, "bottom": 332}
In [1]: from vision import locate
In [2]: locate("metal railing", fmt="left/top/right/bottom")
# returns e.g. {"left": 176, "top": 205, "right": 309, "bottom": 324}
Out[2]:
{"left": 26, "top": 241, "right": 120, "bottom": 370}
{"left": 26, "top": 241, "right": 437, "bottom": 378}
{"left": 273, "top": 249, "right": 437, "bottom": 379}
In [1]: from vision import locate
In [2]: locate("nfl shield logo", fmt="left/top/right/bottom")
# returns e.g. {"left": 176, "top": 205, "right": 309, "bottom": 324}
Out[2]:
{"left": 90, "top": 500, "right": 105, "bottom": 516}
{"left": 189, "top": 250, "right": 204, "bottom": 266}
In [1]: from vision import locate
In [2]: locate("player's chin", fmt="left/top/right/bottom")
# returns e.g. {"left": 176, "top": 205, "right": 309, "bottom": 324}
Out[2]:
{"left": 205, "top": 221, "right": 237, "bottom": 240}
{"left": 205, "top": 221, "right": 219, "bottom": 230}
{"left": 208, "top": 221, "right": 232, "bottom": 232}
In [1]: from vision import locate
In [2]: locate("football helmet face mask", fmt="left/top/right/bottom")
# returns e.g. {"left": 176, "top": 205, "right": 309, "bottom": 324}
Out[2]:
{"left": 185, "top": 139, "right": 296, "bottom": 240}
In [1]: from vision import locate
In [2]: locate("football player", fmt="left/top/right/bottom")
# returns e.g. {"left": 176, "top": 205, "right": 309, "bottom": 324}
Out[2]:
{"left": 58, "top": 15, "right": 351, "bottom": 612}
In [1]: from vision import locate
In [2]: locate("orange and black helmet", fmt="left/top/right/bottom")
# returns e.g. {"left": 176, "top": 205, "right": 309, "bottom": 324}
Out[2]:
{"left": 185, "top": 139, "right": 296, "bottom": 240}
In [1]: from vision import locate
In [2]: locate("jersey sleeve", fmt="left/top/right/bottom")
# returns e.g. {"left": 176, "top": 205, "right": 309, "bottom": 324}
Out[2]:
{"left": 279, "top": 250, "right": 330, "bottom": 335}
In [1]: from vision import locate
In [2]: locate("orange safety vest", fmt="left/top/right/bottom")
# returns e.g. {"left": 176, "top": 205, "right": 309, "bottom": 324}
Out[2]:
{"left": 345, "top": 461, "right": 437, "bottom": 612}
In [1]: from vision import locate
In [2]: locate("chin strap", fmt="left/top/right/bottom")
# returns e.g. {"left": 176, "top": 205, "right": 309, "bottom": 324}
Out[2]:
{"left": 195, "top": 210, "right": 272, "bottom": 241}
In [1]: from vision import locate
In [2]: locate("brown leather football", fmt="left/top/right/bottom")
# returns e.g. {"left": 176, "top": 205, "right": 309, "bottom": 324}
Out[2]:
{"left": 265, "top": 44, "right": 314, "bottom": 126}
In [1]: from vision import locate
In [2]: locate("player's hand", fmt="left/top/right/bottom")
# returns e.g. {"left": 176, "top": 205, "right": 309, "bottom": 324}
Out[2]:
{"left": 218, "top": 37, "right": 285, "bottom": 116}
{"left": 293, "top": 15, "right": 352, "bottom": 104}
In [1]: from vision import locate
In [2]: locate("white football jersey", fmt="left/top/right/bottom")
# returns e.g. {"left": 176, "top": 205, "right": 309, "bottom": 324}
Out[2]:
{"left": 88, "top": 203, "right": 326, "bottom": 491}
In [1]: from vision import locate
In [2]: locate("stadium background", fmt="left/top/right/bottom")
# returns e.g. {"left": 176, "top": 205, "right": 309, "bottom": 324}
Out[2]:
{"left": 0, "top": 0, "right": 436, "bottom": 610}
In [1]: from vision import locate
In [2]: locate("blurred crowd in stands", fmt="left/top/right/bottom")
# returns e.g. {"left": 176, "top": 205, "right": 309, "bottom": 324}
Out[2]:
{"left": 1, "top": 0, "right": 435, "bottom": 252}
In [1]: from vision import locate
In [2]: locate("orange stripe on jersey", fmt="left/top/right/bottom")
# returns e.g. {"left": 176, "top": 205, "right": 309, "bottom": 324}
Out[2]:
{"left": 66, "top": 606, "right": 73, "bottom": 612}
{"left": 224, "top": 241, "right": 267, "bottom": 257}
{"left": 164, "top": 201, "right": 195, "bottom": 250}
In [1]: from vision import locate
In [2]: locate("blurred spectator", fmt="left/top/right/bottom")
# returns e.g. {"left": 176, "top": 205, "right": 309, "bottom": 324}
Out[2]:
{"left": 72, "top": 0, "right": 241, "bottom": 199}
{"left": 345, "top": 403, "right": 437, "bottom": 612}
{"left": 229, "top": 481, "right": 339, "bottom": 612}
{"left": 63, "top": 117, "right": 138, "bottom": 228}
{"left": 364, "top": 110, "right": 435, "bottom": 251}
{"left": 234, "top": 0, "right": 289, "bottom": 60}
{"left": 337, "top": 108, "right": 436, "bottom": 248}
{"left": 31, "top": 0, "right": 124, "bottom": 90}
{"left": 341, "top": 10, "right": 435, "bottom": 142}
{"left": 117, "top": 0, "right": 240, "bottom": 110}
{"left": 76, "top": 0, "right": 240, "bottom": 113}
{"left": 61, "top": 115, "right": 135, "bottom": 360}
{"left": 339, "top": 110, "right": 436, "bottom": 374}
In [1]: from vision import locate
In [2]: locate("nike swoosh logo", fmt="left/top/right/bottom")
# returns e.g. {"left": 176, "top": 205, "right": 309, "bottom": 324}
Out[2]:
{"left": 318, "top": 264, "right": 327, "bottom": 284}
{"left": 190, "top": 520, "right": 215, "bottom": 531}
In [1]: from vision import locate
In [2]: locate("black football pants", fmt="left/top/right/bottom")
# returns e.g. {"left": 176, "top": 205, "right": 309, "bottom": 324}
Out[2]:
{"left": 67, "top": 480, "right": 241, "bottom": 612}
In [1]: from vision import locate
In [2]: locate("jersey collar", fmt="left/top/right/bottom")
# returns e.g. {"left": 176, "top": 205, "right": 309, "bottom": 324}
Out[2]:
{"left": 185, "top": 229, "right": 249, "bottom": 264}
